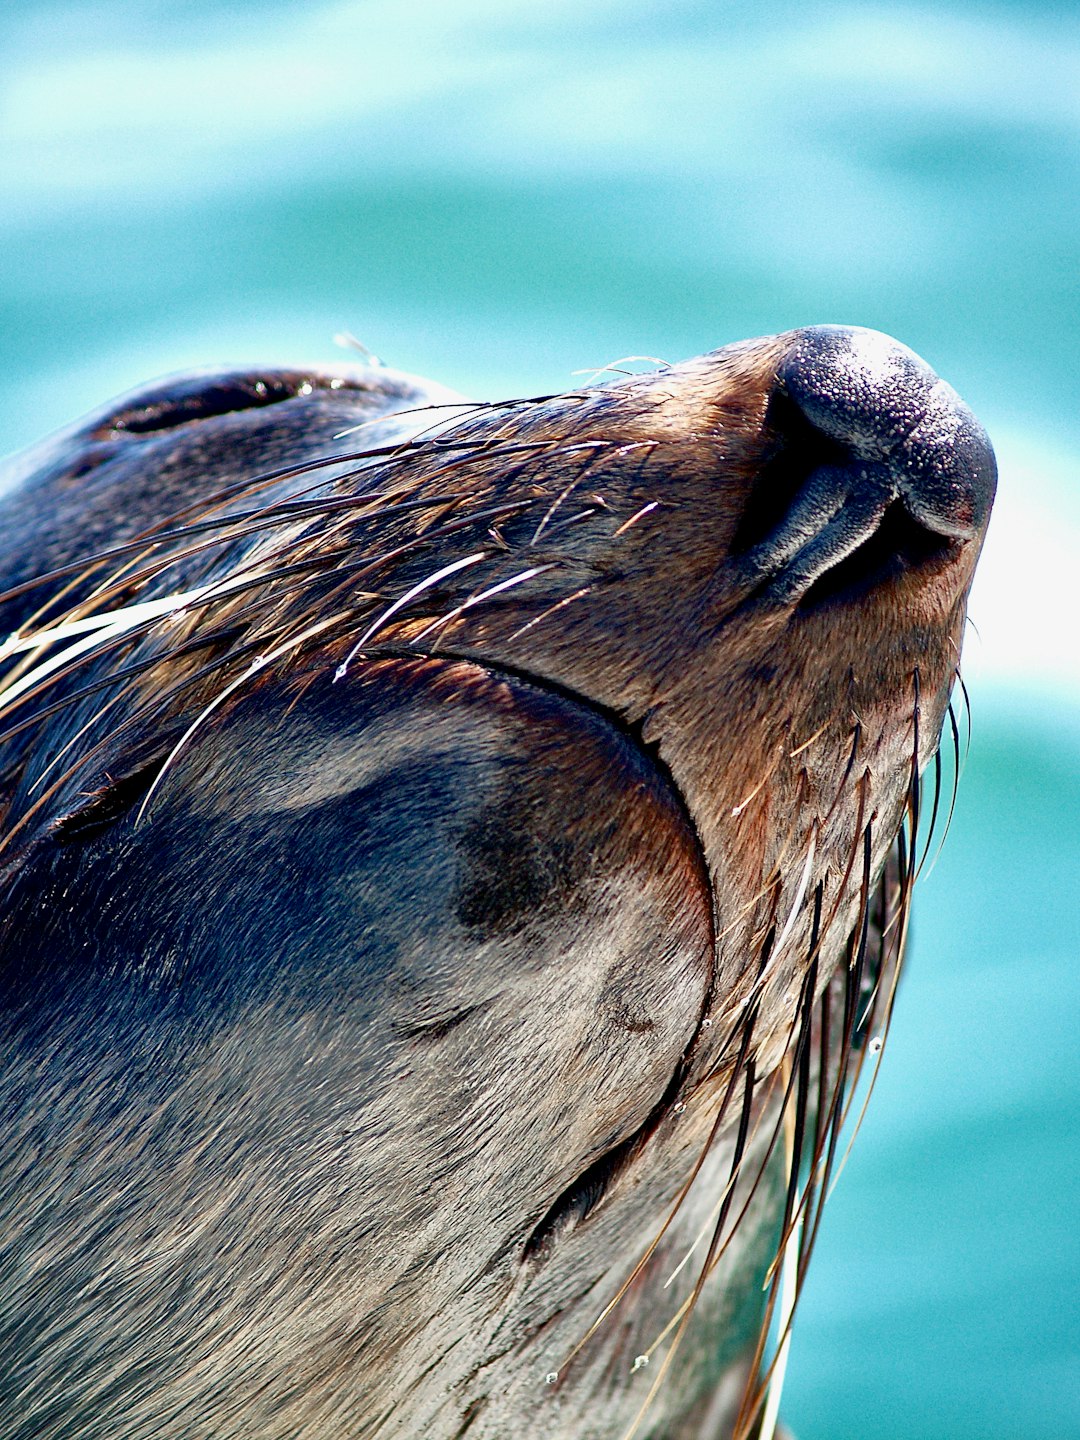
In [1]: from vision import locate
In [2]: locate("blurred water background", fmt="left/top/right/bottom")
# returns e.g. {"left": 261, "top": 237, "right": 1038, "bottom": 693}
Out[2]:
{"left": 1, "top": 1, "right": 1077, "bottom": 1435}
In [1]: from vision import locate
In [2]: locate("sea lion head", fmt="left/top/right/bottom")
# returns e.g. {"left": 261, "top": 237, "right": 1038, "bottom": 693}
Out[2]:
{"left": 0, "top": 326, "right": 994, "bottom": 1439}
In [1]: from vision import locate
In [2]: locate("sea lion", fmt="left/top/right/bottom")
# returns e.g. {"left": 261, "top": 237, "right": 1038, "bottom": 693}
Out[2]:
{"left": 0, "top": 327, "right": 995, "bottom": 1440}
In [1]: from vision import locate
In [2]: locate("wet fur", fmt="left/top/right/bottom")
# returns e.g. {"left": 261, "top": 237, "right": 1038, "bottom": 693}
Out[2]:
{"left": 0, "top": 338, "right": 990, "bottom": 1438}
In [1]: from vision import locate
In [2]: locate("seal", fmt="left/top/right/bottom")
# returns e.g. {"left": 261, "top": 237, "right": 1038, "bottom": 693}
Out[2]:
{"left": 0, "top": 327, "right": 995, "bottom": 1440}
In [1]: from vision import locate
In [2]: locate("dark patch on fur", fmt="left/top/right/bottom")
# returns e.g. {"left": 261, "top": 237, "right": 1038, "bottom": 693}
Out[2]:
{"left": 454, "top": 785, "right": 586, "bottom": 937}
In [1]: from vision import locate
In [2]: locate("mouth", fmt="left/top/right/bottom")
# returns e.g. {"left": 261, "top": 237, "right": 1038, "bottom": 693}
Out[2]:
{"left": 522, "top": 1081, "right": 682, "bottom": 1262}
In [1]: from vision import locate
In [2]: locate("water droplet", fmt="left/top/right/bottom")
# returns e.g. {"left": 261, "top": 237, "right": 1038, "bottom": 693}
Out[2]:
{"left": 545, "top": 1371, "right": 559, "bottom": 1385}
{"left": 632, "top": 1354, "right": 649, "bottom": 1371}
{"left": 673, "top": 1101, "right": 686, "bottom": 1115}
{"left": 702, "top": 1018, "right": 713, "bottom": 1028}
{"left": 869, "top": 1035, "right": 883, "bottom": 1055}
{"left": 333, "top": 664, "right": 348, "bottom": 683}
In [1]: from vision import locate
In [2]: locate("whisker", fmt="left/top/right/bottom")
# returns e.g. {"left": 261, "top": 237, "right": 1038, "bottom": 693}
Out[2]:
{"left": 826, "top": 826, "right": 910, "bottom": 1196}
{"left": 335, "top": 553, "right": 489, "bottom": 676}
{"left": 954, "top": 669, "right": 973, "bottom": 759}
{"left": 506, "top": 587, "right": 592, "bottom": 643}
{"left": 613, "top": 501, "right": 661, "bottom": 537}
{"left": 529, "top": 447, "right": 611, "bottom": 545}
{"left": 757, "top": 1060, "right": 803, "bottom": 1440}
{"left": 1, "top": 493, "right": 540, "bottom": 738}
{"left": 663, "top": 1025, "right": 805, "bottom": 1292}
{"left": 0, "top": 626, "right": 235, "bottom": 753}
{"left": 730, "top": 748, "right": 784, "bottom": 817}
{"left": 789, "top": 719, "right": 831, "bottom": 758}
{"left": 135, "top": 611, "right": 350, "bottom": 826}
{"left": 409, "top": 565, "right": 557, "bottom": 644}
{"left": 762, "top": 900, "right": 822, "bottom": 1287}
{"left": 770, "top": 829, "right": 817, "bottom": 963}
{"left": 27, "top": 685, "right": 155, "bottom": 796}
{"left": 801, "top": 821, "right": 873, "bottom": 1228}
{"left": 617, "top": 1057, "right": 758, "bottom": 1440}
{"left": 0, "top": 629, "right": 283, "bottom": 859}
{"left": 916, "top": 748, "right": 943, "bottom": 877}
{"left": 570, "top": 356, "right": 670, "bottom": 382}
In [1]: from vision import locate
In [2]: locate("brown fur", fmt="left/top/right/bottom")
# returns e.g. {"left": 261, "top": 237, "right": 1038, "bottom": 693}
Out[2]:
{"left": 0, "top": 328, "right": 994, "bottom": 1438}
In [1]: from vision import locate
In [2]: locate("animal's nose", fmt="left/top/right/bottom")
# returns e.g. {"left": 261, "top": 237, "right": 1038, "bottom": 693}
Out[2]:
{"left": 733, "top": 325, "right": 997, "bottom": 606}
{"left": 777, "top": 325, "right": 997, "bottom": 539}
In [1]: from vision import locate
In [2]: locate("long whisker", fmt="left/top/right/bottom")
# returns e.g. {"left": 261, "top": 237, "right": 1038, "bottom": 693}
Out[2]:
{"left": 662, "top": 1003, "right": 809, "bottom": 1292}
{"left": 334, "top": 553, "right": 489, "bottom": 675}
{"left": 617, "top": 1057, "right": 758, "bottom": 1440}
{"left": 757, "top": 1058, "right": 803, "bottom": 1440}
{"left": 553, "top": 1010, "right": 760, "bottom": 1378}
{"left": 0, "top": 491, "right": 542, "bottom": 749}
{"left": 409, "top": 565, "right": 557, "bottom": 645}
{"left": 916, "top": 698, "right": 962, "bottom": 880}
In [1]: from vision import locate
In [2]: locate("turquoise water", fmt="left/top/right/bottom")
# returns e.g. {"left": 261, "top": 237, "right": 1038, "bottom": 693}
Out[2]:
{"left": 2, "top": 1, "right": 1077, "bottom": 1433}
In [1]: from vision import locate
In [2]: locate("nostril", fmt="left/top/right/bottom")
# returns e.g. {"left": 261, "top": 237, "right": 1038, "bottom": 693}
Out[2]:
{"left": 796, "top": 497, "right": 953, "bottom": 611}
{"left": 775, "top": 325, "right": 997, "bottom": 540}
{"left": 731, "top": 390, "right": 849, "bottom": 557}
{"left": 729, "top": 326, "right": 997, "bottom": 608}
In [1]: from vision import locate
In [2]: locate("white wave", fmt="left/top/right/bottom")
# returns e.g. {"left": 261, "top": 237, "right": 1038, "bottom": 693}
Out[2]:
{"left": 962, "top": 422, "right": 1080, "bottom": 709}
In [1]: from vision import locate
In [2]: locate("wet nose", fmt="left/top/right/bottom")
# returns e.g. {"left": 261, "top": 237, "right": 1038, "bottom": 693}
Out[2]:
{"left": 735, "top": 325, "right": 997, "bottom": 605}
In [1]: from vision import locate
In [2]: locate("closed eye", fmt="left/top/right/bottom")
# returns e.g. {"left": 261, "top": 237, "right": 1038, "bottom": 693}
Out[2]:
{"left": 101, "top": 372, "right": 333, "bottom": 437}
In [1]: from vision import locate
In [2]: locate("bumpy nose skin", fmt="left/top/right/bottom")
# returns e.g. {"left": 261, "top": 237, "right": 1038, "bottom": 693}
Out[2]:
{"left": 735, "top": 326, "right": 997, "bottom": 604}
{"left": 777, "top": 325, "right": 997, "bottom": 538}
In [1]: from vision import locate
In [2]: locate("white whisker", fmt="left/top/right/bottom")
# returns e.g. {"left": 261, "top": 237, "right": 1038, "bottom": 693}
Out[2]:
{"left": 410, "top": 565, "right": 556, "bottom": 643}
{"left": 758, "top": 1078, "right": 801, "bottom": 1440}
{"left": 0, "top": 572, "right": 258, "bottom": 717}
{"left": 507, "top": 587, "right": 591, "bottom": 642}
{"left": 335, "top": 552, "right": 487, "bottom": 677}
{"left": 771, "top": 830, "right": 817, "bottom": 965}
{"left": 613, "top": 502, "right": 660, "bottom": 536}
{"left": 135, "top": 613, "right": 345, "bottom": 825}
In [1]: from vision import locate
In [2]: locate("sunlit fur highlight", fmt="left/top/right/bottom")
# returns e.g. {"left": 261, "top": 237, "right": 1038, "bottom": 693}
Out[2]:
{"left": 0, "top": 399, "right": 965, "bottom": 1433}
{"left": 0, "top": 362, "right": 976, "bottom": 1438}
